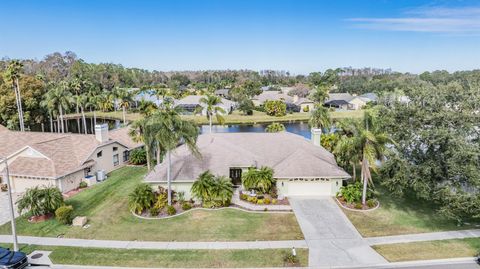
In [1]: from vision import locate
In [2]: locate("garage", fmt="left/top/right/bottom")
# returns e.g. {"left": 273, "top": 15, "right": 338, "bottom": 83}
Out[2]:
{"left": 287, "top": 180, "right": 333, "bottom": 196}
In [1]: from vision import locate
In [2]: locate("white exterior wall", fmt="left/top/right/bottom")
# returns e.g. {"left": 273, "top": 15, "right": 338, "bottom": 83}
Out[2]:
{"left": 58, "top": 169, "right": 85, "bottom": 193}
{"left": 87, "top": 142, "right": 130, "bottom": 175}
{"left": 276, "top": 178, "right": 344, "bottom": 197}
{"left": 151, "top": 182, "right": 194, "bottom": 200}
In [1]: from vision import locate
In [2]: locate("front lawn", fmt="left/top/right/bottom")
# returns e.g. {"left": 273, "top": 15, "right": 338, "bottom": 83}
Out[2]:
{"left": 341, "top": 187, "right": 480, "bottom": 237}
{"left": 1, "top": 244, "right": 309, "bottom": 268}
{"left": 373, "top": 238, "right": 480, "bottom": 262}
{"left": 0, "top": 166, "right": 303, "bottom": 241}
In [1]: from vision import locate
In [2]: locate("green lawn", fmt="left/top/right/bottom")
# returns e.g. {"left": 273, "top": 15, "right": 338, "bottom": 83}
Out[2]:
{"left": 1, "top": 244, "right": 308, "bottom": 268}
{"left": 373, "top": 238, "right": 480, "bottom": 262}
{"left": 0, "top": 166, "right": 303, "bottom": 241}
{"left": 342, "top": 187, "right": 480, "bottom": 237}
{"left": 65, "top": 109, "right": 363, "bottom": 125}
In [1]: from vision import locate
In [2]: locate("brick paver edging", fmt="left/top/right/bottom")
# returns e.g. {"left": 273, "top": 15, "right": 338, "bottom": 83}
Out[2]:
{"left": 131, "top": 206, "right": 294, "bottom": 220}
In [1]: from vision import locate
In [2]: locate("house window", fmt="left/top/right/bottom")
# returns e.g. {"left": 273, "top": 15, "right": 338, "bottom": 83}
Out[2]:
{"left": 97, "top": 151, "right": 103, "bottom": 158}
{"left": 113, "top": 154, "right": 119, "bottom": 166}
{"left": 123, "top": 151, "right": 129, "bottom": 162}
{"left": 113, "top": 146, "right": 118, "bottom": 152}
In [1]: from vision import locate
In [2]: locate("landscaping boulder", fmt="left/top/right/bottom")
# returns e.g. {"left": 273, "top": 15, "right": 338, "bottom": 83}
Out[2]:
{"left": 72, "top": 216, "right": 87, "bottom": 227}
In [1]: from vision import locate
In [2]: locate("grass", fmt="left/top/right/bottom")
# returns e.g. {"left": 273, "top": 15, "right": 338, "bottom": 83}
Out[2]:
{"left": 0, "top": 244, "right": 309, "bottom": 268}
{"left": 373, "top": 238, "right": 480, "bottom": 262}
{"left": 0, "top": 166, "right": 304, "bottom": 241}
{"left": 341, "top": 186, "right": 480, "bottom": 237}
{"left": 65, "top": 109, "right": 363, "bottom": 125}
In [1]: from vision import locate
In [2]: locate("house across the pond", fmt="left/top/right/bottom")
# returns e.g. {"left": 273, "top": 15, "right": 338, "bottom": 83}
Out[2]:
{"left": 145, "top": 131, "right": 350, "bottom": 199}
{"left": 0, "top": 124, "right": 142, "bottom": 193}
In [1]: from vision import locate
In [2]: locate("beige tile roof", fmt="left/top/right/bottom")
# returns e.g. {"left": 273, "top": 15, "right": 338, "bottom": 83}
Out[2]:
{"left": 145, "top": 132, "right": 350, "bottom": 182}
{"left": 1, "top": 126, "right": 141, "bottom": 178}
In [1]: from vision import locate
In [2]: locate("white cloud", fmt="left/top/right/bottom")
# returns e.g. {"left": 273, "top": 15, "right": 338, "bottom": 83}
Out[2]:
{"left": 348, "top": 6, "right": 480, "bottom": 33}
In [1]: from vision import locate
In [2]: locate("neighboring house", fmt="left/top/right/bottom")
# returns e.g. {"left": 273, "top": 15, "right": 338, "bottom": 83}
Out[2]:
{"left": 359, "top": 92, "right": 378, "bottom": 103}
{"left": 252, "top": 91, "right": 314, "bottom": 112}
{"left": 0, "top": 124, "right": 142, "bottom": 193}
{"left": 214, "top": 89, "right": 230, "bottom": 99}
{"left": 175, "top": 95, "right": 236, "bottom": 115}
{"left": 145, "top": 131, "right": 350, "bottom": 199}
{"left": 325, "top": 93, "right": 367, "bottom": 110}
{"left": 132, "top": 88, "right": 164, "bottom": 107}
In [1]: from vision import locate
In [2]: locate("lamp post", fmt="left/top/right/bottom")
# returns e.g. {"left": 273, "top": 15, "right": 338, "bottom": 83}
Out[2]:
{"left": 1, "top": 156, "right": 18, "bottom": 251}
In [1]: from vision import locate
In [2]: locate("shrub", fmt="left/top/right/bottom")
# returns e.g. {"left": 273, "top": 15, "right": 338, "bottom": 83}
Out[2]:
{"left": 338, "top": 182, "right": 363, "bottom": 204}
{"left": 354, "top": 203, "right": 363, "bottom": 209}
{"left": 265, "top": 122, "right": 286, "bottom": 133}
{"left": 128, "top": 184, "right": 155, "bottom": 214}
{"left": 17, "top": 186, "right": 64, "bottom": 217}
{"left": 241, "top": 166, "right": 275, "bottom": 193}
{"left": 247, "top": 196, "right": 257, "bottom": 204}
{"left": 257, "top": 199, "right": 264, "bottom": 205}
{"left": 149, "top": 206, "right": 160, "bottom": 216}
{"left": 303, "top": 105, "right": 310, "bottom": 112}
{"left": 167, "top": 205, "right": 176, "bottom": 216}
{"left": 177, "top": 191, "right": 185, "bottom": 204}
{"left": 272, "top": 199, "right": 278, "bottom": 205}
{"left": 264, "top": 100, "right": 286, "bottom": 116}
{"left": 264, "top": 207, "right": 268, "bottom": 211}
{"left": 264, "top": 198, "right": 271, "bottom": 204}
{"left": 55, "top": 205, "right": 74, "bottom": 225}
{"left": 154, "top": 193, "right": 168, "bottom": 211}
{"left": 129, "top": 148, "right": 147, "bottom": 165}
{"left": 240, "top": 193, "right": 248, "bottom": 200}
{"left": 191, "top": 171, "right": 233, "bottom": 207}
{"left": 367, "top": 199, "right": 377, "bottom": 208}
{"left": 79, "top": 181, "right": 88, "bottom": 189}
{"left": 182, "top": 202, "right": 192, "bottom": 211}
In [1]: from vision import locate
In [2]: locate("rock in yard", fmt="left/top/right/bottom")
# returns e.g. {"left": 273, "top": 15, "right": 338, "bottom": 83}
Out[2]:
{"left": 72, "top": 216, "right": 87, "bottom": 227}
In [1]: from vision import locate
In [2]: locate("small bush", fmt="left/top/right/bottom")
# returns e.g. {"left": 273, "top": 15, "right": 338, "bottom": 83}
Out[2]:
{"left": 129, "top": 148, "right": 147, "bottom": 165}
{"left": 257, "top": 199, "right": 264, "bottom": 205}
{"left": 55, "top": 205, "right": 74, "bottom": 225}
{"left": 303, "top": 105, "right": 310, "bottom": 112}
{"left": 247, "top": 196, "right": 257, "bottom": 204}
{"left": 182, "top": 202, "right": 192, "bottom": 211}
{"left": 338, "top": 182, "right": 363, "bottom": 204}
{"left": 240, "top": 194, "right": 248, "bottom": 200}
{"left": 79, "top": 181, "right": 88, "bottom": 189}
{"left": 264, "top": 198, "right": 271, "bottom": 204}
{"left": 177, "top": 191, "right": 185, "bottom": 204}
{"left": 154, "top": 193, "right": 168, "bottom": 211}
{"left": 257, "top": 195, "right": 264, "bottom": 200}
{"left": 149, "top": 207, "right": 160, "bottom": 216}
{"left": 264, "top": 207, "right": 268, "bottom": 211}
{"left": 272, "top": 199, "right": 278, "bottom": 205}
{"left": 367, "top": 199, "right": 377, "bottom": 208}
{"left": 167, "top": 205, "right": 176, "bottom": 216}
{"left": 354, "top": 203, "right": 363, "bottom": 209}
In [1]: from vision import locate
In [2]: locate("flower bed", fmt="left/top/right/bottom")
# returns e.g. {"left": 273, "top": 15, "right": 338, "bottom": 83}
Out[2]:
{"left": 239, "top": 191, "right": 289, "bottom": 206}
{"left": 336, "top": 196, "right": 379, "bottom": 211}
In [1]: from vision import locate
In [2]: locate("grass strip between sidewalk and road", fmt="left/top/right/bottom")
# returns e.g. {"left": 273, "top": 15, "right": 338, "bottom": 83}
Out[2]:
{"left": 372, "top": 238, "right": 480, "bottom": 262}
{"left": 0, "top": 244, "right": 309, "bottom": 268}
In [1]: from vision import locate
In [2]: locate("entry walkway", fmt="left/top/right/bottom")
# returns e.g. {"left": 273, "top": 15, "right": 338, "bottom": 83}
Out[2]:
{"left": 289, "top": 196, "right": 387, "bottom": 267}
{"left": 365, "top": 229, "right": 480, "bottom": 246}
{"left": 0, "top": 235, "right": 307, "bottom": 250}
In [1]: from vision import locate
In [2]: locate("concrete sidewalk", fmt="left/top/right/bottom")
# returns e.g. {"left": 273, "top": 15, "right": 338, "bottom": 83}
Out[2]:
{"left": 365, "top": 229, "right": 480, "bottom": 246}
{"left": 0, "top": 235, "right": 307, "bottom": 250}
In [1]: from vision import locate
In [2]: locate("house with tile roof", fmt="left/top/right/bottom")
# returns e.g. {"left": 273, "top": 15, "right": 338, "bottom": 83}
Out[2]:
{"left": 145, "top": 131, "right": 350, "bottom": 199}
{"left": 251, "top": 91, "right": 314, "bottom": 113}
{"left": 325, "top": 93, "right": 367, "bottom": 110}
{"left": 174, "top": 95, "right": 236, "bottom": 115}
{"left": 0, "top": 124, "right": 142, "bottom": 193}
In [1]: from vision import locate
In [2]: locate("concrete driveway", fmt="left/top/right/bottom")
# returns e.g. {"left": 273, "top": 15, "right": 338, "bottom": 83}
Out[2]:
{"left": 289, "top": 196, "right": 387, "bottom": 267}
{"left": 0, "top": 191, "right": 19, "bottom": 226}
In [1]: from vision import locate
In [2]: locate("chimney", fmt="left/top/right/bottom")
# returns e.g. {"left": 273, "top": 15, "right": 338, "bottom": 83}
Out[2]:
{"left": 293, "top": 95, "right": 299, "bottom": 103}
{"left": 95, "top": 124, "right": 109, "bottom": 143}
{"left": 311, "top": 128, "right": 322, "bottom": 147}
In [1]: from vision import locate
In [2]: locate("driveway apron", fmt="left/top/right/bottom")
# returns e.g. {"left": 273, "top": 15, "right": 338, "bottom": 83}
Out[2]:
{"left": 289, "top": 196, "right": 387, "bottom": 267}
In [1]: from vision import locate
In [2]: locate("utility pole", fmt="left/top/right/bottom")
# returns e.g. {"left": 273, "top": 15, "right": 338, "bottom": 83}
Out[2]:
{"left": 1, "top": 157, "right": 18, "bottom": 251}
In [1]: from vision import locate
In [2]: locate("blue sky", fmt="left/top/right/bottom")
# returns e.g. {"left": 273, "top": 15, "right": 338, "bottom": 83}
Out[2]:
{"left": 1, "top": 0, "right": 479, "bottom": 74}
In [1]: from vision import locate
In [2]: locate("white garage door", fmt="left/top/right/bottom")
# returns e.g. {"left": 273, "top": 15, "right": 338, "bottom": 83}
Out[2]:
{"left": 288, "top": 181, "right": 332, "bottom": 196}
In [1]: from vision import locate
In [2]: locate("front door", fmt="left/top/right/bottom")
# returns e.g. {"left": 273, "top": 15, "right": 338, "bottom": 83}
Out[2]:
{"left": 229, "top": 168, "right": 242, "bottom": 186}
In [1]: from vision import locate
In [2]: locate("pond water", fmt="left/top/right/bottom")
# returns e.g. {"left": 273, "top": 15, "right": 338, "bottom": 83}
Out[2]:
{"left": 34, "top": 117, "right": 313, "bottom": 139}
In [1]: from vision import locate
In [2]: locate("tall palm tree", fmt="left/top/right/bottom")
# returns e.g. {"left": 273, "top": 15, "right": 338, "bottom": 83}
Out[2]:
{"left": 128, "top": 118, "right": 153, "bottom": 171}
{"left": 44, "top": 81, "right": 73, "bottom": 133}
{"left": 75, "top": 94, "right": 89, "bottom": 134}
{"left": 69, "top": 78, "right": 83, "bottom": 132}
{"left": 199, "top": 95, "right": 225, "bottom": 133}
{"left": 4, "top": 60, "right": 25, "bottom": 131}
{"left": 98, "top": 92, "right": 114, "bottom": 112}
{"left": 147, "top": 104, "right": 200, "bottom": 205}
{"left": 115, "top": 88, "right": 133, "bottom": 124}
{"left": 309, "top": 106, "right": 331, "bottom": 132}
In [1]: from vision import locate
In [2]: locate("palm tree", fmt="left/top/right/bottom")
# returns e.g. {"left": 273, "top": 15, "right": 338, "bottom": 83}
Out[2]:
{"left": 309, "top": 106, "right": 331, "bottom": 132}
{"left": 69, "top": 78, "right": 83, "bottom": 132}
{"left": 147, "top": 105, "right": 200, "bottom": 205}
{"left": 128, "top": 118, "right": 153, "bottom": 171}
{"left": 98, "top": 92, "right": 114, "bottom": 112}
{"left": 115, "top": 88, "right": 133, "bottom": 124}
{"left": 4, "top": 60, "right": 25, "bottom": 131}
{"left": 44, "top": 81, "right": 73, "bottom": 133}
{"left": 199, "top": 95, "right": 225, "bottom": 133}
{"left": 191, "top": 171, "right": 215, "bottom": 202}
{"left": 75, "top": 94, "right": 89, "bottom": 134}
{"left": 256, "top": 166, "right": 275, "bottom": 193}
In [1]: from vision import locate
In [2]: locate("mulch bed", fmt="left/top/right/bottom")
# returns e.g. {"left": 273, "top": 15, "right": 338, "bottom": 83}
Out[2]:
{"left": 337, "top": 196, "right": 378, "bottom": 210}
{"left": 28, "top": 213, "right": 54, "bottom": 223}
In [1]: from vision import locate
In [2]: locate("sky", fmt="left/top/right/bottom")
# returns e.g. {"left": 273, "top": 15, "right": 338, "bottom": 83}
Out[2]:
{"left": 1, "top": 0, "right": 479, "bottom": 74}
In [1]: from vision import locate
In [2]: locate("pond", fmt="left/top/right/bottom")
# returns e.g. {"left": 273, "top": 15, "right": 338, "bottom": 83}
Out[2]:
{"left": 34, "top": 117, "right": 314, "bottom": 139}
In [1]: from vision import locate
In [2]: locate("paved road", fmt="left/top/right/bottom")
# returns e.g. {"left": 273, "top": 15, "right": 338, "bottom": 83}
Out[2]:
{"left": 289, "top": 196, "right": 387, "bottom": 267}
